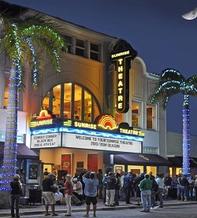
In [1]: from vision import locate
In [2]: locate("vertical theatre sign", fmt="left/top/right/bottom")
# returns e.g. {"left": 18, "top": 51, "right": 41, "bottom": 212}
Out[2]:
{"left": 111, "top": 39, "right": 137, "bottom": 113}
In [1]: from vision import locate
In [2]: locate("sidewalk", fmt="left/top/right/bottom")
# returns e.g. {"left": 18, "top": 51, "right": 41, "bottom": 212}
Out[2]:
{"left": 0, "top": 199, "right": 197, "bottom": 217}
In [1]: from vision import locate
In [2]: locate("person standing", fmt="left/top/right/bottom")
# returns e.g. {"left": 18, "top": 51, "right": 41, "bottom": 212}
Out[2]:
{"left": 123, "top": 171, "right": 133, "bottom": 204}
{"left": 139, "top": 174, "right": 152, "bottom": 212}
{"left": 72, "top": 177, "right": 83, "bottom": 204}
{"left": 64, "top": 175, "right": 73, "bottom": 216}
{"left": 105, "top": 172, "right": 116, "bottom": 206}
{"left": 42, "top": 173, "right": 58, "bottom": 216}
{"left": 97, "top": 169, "right": 103, "bottom": 199}
{"left": 114, "top": 173, "right": 121, "bottom": 206}
{"left": 156, "top": 174, "right": 165, "bottom": 208}
{"left": 83, "top": 172, "right": 99, "bottom": 217}
{"left": 150, "top": 175, "right": 158, "bottom": 208}
{"left": 10, "top": 174, "right": 22, "bottom": 218}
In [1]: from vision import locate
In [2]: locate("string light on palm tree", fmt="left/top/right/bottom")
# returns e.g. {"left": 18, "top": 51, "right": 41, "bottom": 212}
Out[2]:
{"left": 0, "top": 19, "right": 65, "bottom": 191}
{"left": 150, "top": 68, "right": 197, "bottom": 176}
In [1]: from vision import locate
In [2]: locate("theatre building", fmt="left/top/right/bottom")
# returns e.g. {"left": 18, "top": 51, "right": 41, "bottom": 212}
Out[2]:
{"left": 26, "top": 10, "right": 168, "bottom": 177}
{"left": 0, "top": 2, "right": 171, "bottom": 182}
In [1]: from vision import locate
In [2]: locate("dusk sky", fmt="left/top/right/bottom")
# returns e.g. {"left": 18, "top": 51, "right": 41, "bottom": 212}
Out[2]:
{"left": 4, "top": 0, "right": 197, "bottom": 135}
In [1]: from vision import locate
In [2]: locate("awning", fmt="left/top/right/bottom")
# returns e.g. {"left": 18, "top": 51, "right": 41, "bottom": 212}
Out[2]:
{"left": 0, "top": 142, "right": 38, "bottom": 159}
{"left": 113, "top": 153, "right": 170, "bottom": 166}
{"left": 168, "top": 156, "right": 197, "bottom": 167}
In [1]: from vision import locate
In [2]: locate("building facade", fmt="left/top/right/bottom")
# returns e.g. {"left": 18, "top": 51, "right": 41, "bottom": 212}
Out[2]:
{"left": 1, "top": 2, "right": 194, "bottom": 185}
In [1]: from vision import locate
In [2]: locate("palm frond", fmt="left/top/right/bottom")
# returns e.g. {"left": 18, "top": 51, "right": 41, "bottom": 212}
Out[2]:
{"left": 20, "top": 25, "right": 64, "bottom": 51}
{"left": 150, "top": 69, "right": 184, "bottom": 109}
{"left": 21, "top": 25, "right": 65, "bottom": 73}
{"left": 160, "top": 68, "right": 185, "bottom": 83}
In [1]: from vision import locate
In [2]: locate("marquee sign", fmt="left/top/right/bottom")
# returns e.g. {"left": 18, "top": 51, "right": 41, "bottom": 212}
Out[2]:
{"left": 111, "top": 39, "right": 137, "bottom": 113}
{"left": 31, "top": 133, "right": 61, "bottom": 148}
{"left": 30, "top": 115, "right": 145, "bottom": 138}
{"left": 62, "top": 130, "right": 141, "bottom": 153}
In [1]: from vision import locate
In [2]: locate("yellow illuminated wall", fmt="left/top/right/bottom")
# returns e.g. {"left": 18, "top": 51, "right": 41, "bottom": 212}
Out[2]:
{"left": 146, "top": 166, "right": 157, "bottom": 176}
{"left": 127, "top": 165, "right": 144, "bottom": 175}
{"left": 39, "top": 148, "right": 103, "bottom": 175}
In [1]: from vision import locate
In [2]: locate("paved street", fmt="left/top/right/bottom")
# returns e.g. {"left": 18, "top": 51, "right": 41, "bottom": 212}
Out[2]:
{"left": 6, "top": 204, "right": 197, "bottom": 218}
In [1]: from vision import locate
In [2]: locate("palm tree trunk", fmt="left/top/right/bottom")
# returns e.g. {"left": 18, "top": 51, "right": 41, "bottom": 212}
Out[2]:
{"left": 182, "top": 94, "right": 191, "bottom": 176}
{"left": 1, "top": 65, "right": 18, "bottom": 191}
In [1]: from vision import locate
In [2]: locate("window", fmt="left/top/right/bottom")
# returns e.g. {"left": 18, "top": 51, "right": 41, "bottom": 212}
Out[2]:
{"left": 75, "top": 39, "right": 85, "bottom": 57}
{"left": 74, "top": 85, "right": 82, "bottom": 120}
{"left": 64, "top": 83, "right": 72, "bottom": 118}
{"left": 64, "top": 35, "right": 72, "bottom": 53}
{"left": 84, "top": 91, "right": 92, "bottom": 122}
{"left": 52, "top": 85, "right": 61, "bottom": 117}
{"left": 42, "top": 83, "right": 100, "bottom": 122}
{"left": 90, "top": 43, "right": 100, "bottom": 61}
{"left": 42, "top": 92, "right": 50, "bottom": 110}
{"left": 146, "top": 166, "right": 157, "bottom": 176}
{"left": 131, "top": 101, "right": 141, "bottom": 128}
{"left": 146, "top": 105, "right": 156, "bottom": 130}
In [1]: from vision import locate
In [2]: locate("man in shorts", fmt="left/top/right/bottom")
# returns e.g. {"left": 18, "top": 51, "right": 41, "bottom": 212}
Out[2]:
{"left": 42, "top": 173, "right": 58, "bottom": 216}
{"left": 83, "top": 172, "right": 99, "bottom": 217}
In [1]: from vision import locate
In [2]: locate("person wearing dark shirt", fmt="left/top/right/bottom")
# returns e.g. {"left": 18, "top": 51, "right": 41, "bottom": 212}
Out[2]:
{"left": 10, "top": 174, "right": 22, "bottom": 218}
{"left": 105, "top": 172, "right": 116, "bottom": 206}
{"left": 97, "top": 169, "right": 103, "bottom": 199}
{"left": 42, "top": 173, "right": 58, "bottom": 216}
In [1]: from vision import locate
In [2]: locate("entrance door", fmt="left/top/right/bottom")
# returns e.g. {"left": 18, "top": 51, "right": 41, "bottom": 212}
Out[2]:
{"left": 87, "top": 154, "right": 98, "bottom": 172}
{"left": 61, "top": 154, "right": 72, "bottom": 174}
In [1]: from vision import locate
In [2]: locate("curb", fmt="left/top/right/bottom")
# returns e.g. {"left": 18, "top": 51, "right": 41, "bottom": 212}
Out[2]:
{"left": 0, "top": 202, "right": 197, "bottom": 217}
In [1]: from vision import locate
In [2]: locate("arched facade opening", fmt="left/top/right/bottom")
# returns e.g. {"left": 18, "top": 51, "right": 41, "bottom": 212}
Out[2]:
{"left": 42, "top": 82, "right": 101, "bottom": 122}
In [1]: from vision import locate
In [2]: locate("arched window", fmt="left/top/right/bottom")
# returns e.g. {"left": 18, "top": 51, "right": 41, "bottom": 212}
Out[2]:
{"left": 42, "top": 83, "right": 100, "bottom": 122}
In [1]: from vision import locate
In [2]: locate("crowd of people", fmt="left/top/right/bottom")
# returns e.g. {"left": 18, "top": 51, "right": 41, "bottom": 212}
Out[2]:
{"left": 9, "top": 168, "right": 197, "bottom": 217}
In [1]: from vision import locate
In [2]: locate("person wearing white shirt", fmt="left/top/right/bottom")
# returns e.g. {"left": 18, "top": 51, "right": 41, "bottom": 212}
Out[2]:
{"left": 156, "top": 174, "right": 165, "bottom": 208}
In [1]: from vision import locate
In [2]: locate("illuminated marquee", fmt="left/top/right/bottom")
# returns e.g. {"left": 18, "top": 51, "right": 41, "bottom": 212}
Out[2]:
{"left": 119, "top": 128, "right": 145, "bottom": 137}
{"left": 30, "top": 109, "right": 53, "bottom": 127}
{"left": 37, "top": 109, "right": 52, "bottom": 120}
{"left": 111, "top": 52, "right": 130, "bottom": 113}
{"left": 111, "top": 40, "right": 137, "bottom": 113}
{"left": 74, "top": 121, "right": 97, "bottom": 129}
{"left": 30, "top": 119, "right": 53, "bottom": 128}
{"left": 97, "top": 114, "right": 117, "bottom": 130}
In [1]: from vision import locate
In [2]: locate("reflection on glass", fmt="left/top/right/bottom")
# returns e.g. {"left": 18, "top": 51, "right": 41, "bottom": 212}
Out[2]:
{"left": 84, "top": 91, "right": 92, "bottom": 122}
{"left": 74, "top": 85, "right": 82, "bottom": 120}
{"left": 64, "top": 83, "right": 71, "bottom": 119}
{"left": 52, "top": 85, "right": 61, "bottom": 117}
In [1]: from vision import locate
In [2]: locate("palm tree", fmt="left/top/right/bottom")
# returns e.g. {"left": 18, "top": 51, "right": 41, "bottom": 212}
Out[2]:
{"left": 150, "top": 68, "right": 197, "bottom": 176}
{"left": 0, "top": 19, "right": 65, "bottom": 191}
